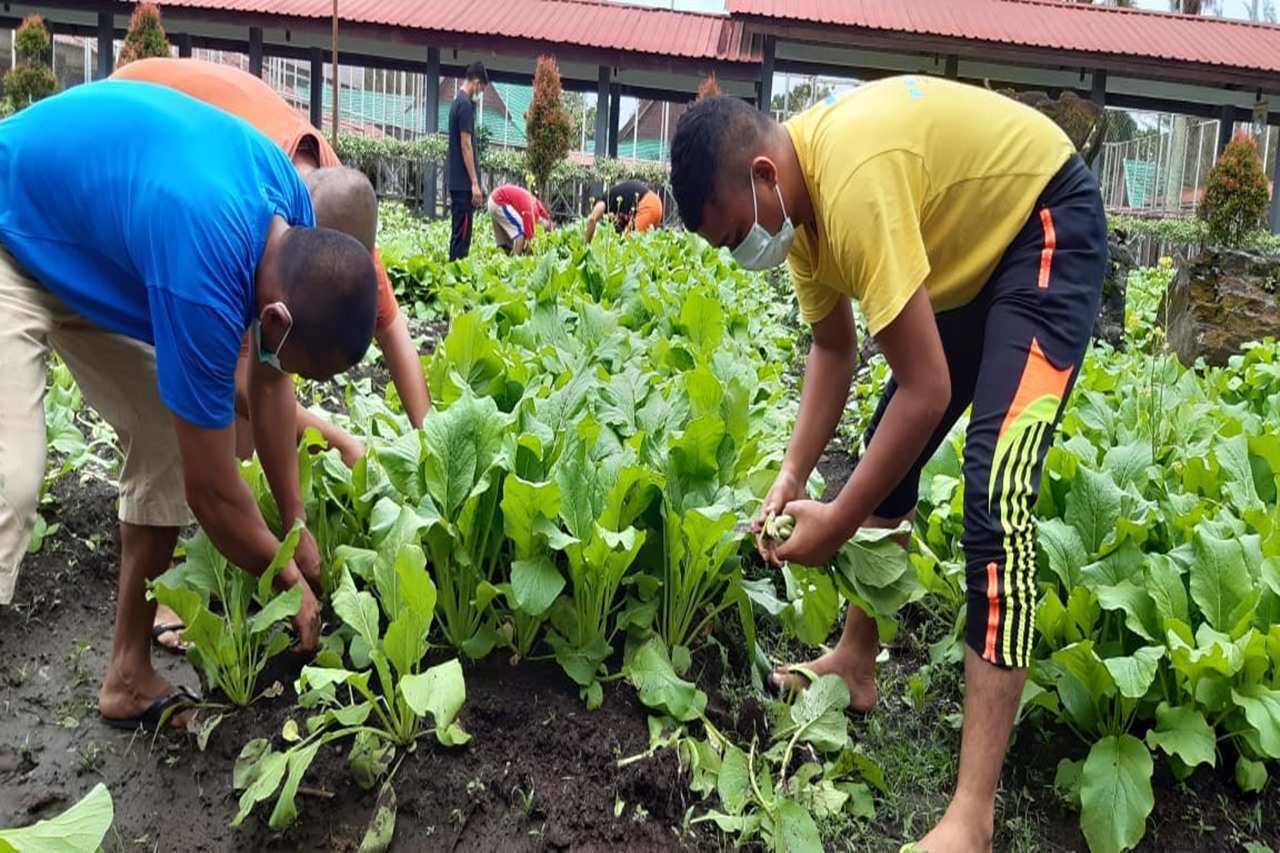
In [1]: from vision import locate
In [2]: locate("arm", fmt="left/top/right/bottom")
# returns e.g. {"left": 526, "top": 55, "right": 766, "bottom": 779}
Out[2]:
{"left": 376, "top": 314, "right": 430, "bottom": 427}
{"left": 778, "top": 295, "right": 860, "bottom": 487}
{"left": 172, "top": 415, "right": 320, "bottom": 648}
{"left": 585, "top": 201, "right": 606, "bottom": 245}
{"left": 245, "top": 353, "right": 324, "bottom": 589}
{"left": 827, "top": 286, "right": 949, "bottom": 527}
{"left": 775, "top": 287, "right": 950, "bottom": 565}
{"left": 461, "top": 132, "right": 479, "bottom": 188}
{"left": 371, "top": 250, "right": 430, "bottom": 427}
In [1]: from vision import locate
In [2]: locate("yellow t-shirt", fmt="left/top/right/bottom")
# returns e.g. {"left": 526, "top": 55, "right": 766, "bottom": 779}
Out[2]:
{"left": 784, "top": 76, "right": 1075, "bottom": 333}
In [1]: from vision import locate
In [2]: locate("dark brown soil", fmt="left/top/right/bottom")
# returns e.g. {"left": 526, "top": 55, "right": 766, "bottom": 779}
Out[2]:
{"left": 1, "top": 429, "right": 1276, "bottom": 853}
{"left": 0, "top": 476, "right": 712, "bottom": 852}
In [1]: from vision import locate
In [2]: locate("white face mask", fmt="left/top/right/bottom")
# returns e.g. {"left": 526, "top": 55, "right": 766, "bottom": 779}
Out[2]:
{"left": 254, "top": 302, "right": 293, "bottom": 373}
{"left": 731, "top": 173, "right": 795, "bottom": 271}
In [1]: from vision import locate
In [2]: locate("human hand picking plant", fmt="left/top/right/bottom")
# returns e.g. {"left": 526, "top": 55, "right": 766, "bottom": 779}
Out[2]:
{"left": 758, "top": 499, "right": 850, "bottom": 568}
{"left": 275, "top": 561, "right": 320, "bottom": 653}
{"left": 754, "top": 469, "right": 804, "bottom": 564}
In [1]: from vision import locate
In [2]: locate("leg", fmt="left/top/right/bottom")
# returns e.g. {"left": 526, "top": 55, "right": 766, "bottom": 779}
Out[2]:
{"left": 918, "top": 647, "right": 1026, "bottom": 851}
{"left": 772, "top": 511, "right": 913, "bottom": 712}
{"left": 917, "top": 158, "right": 1106, "bottom": 851}
{"left": 0, "top": 249, "right": 56, "bottom": 606}
{"left": 52, "top": 320, "right": 198, "bottom": 722}
{"left": 98, "top": 522, "right": 190, "bottom": 722}
{"left": 772, "top": 300, "right": 988, "bottom": 709}
{"left": 449, "top": 192, "right": 473, "bottom": 261}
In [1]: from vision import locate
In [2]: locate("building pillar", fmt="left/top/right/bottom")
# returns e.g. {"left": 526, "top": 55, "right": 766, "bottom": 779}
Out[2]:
{"left": 944, "top": 54, "right": 958, "bottom": 80}
{"left": 594, "top": 66, "right": 610, "bottom": 159}
{"left": 759, "top": 35, "right": 775, "bottom": 111}
{"left": 177, "top": 34, "right": 193, "bottom": 58}
{"left": 1218, "top": 103, "right": 1235, "bottom": 154}
{"left": 95, "top": 10, "right": 113, "bottom": 80}
{"left": 607, "top": 84, "right": 621, "bottom": 158}
{"left": 309, "top": 48, "right": 324, "bottom": 129}
{"left": 1091, "top": 69, "right": 1107, "bottom": 106}
{"left": 248, "top": 27, "right": 263, "bottom": 78}
{"left": 424, "top": 46, "right": 441, "bottom": 218}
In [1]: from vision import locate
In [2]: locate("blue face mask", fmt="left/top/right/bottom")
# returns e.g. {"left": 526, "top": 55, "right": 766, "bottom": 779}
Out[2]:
{"left": 254, "top": 302, "right": 293, "bottom": 373}
{"left": 731, "top": 174, "right": 795, "bottom": 271}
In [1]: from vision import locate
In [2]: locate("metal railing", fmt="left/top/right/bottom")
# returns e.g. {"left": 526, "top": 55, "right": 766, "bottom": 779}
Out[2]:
{"left": 1098, "top": 116, "right": 1222, "bottom": 216}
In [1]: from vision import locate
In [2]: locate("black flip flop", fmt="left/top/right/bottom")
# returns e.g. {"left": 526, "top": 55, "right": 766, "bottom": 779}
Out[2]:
{"left": 101, "top": 686, "right": 200, "bottom": 732}
{"left": 151, "top": 621, "right": 190, "bottom": 654}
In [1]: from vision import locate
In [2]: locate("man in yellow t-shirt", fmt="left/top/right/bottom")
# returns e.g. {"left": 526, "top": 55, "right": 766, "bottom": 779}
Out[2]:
{"left": 671, "top": 76, "right": 1106, "bottom": 852}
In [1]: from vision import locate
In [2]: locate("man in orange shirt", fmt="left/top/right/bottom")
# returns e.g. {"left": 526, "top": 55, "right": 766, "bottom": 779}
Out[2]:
{"left": 114, "top": 58, "right": 430, "bottom": 446}
{"left": 112, "top": 58, "right": 432, "bottom": 649}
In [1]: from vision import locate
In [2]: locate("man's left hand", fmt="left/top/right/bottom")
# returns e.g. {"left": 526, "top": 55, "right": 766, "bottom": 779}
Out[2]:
{"left": 294, "top": 526, "right": 323, "bottom": 595}
{"left": 774, "top": 499, "right": 851, "bottom": 567}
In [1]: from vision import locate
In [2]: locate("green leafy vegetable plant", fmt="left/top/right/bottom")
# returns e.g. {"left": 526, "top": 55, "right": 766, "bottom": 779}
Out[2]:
{"left": 231, "top": 541, "right": 467, "bottom": 833}
{"left": 0, "top": 782, "right": 114, "bottom": 853}
{"left": 150, "top": 525, "right": 304, "bottom": 707}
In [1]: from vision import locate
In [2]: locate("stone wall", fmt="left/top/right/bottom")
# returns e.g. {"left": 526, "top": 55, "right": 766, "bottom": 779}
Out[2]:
{"left": 1165, "top": 249, "right": 1280, "bottom": 367}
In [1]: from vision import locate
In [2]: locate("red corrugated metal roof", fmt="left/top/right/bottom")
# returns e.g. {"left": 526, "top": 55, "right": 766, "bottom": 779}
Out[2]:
{"left": 158, "top": 0, "right": 757, "bottom": 63}
{"left": 727, "top": 0, "right": 1280, "bottom": 74}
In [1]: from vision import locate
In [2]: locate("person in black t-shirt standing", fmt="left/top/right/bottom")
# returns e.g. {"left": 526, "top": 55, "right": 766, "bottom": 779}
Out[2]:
{"left": 447, "top": 61, "right": 489, "bottom": 261}
{"left": 584, "top": 180, "right": 664, "bottom": 244}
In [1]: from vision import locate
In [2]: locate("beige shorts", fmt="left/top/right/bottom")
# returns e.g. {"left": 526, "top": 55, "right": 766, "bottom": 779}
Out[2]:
{"left": 0, "top": 246, "right": 193, "bottom": 605}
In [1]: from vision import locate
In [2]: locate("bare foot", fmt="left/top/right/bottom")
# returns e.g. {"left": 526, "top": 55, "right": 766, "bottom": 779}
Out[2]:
{"left": 770, "top": 647, "right": 879, "bottom": 713}
{"left": 99, "top": 663, "right": 196, "bottom": 729}
{"left": 152, "top": 603, "right": 190, "bottom": 651}
{"left": 912, "top": 804, "right": 994, "bottom": 853}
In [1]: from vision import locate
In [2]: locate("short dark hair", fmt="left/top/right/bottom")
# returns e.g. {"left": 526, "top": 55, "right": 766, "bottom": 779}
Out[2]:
{"left": 466, "top": 61, "right": 489, "bottom": 84}
{"left": 670, "top": 96, "right": 772, "bottom": 232}
{"left": 278, "top": 227, "right": 378, "bottom": 368}
{"left": 306, "top": 166, "right": 378, "bottom": 251}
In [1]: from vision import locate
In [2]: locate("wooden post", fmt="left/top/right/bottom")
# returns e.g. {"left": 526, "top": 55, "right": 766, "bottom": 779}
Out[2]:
{"left": 331, "top": 0, "right": 340, "bottom": 151}
{"left": 425, "top": 46, "right": 441, "bottom": 218}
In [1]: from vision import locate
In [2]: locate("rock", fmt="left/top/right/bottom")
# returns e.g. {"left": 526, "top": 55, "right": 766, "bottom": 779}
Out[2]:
{"left": 1164, "top": 248, "right": 1280, "bottom": 367}
{"left": 997, "top": 89, "right": 1104, "bottom": 166}
{"left": 1094, "top": 236, "right": 1132, "bottom": 349}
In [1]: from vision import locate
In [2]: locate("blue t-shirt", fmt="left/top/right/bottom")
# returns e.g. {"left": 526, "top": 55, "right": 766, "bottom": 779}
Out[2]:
{"left": 0, "top": 80, "right": 314, "bottom": 429}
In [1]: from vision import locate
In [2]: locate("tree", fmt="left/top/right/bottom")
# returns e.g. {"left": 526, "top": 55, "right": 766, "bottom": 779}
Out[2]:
{"left": 524, "top": 55, "right": 573, "bottom": 199}
{"left": 2, "top": 15, "right": 58, "bottom": 113}
{"left": 697, "top": 73, "right": 722, "bottom": 101}
{"left": 117, "top": 2, "right": 171, "bottom": 67}
{"left": 1198, "top": 131, "right": 1270, "bottom": 247}
{"left": 1102, "top": 108, "right": 1140, "bottom": 145}
{"left": 769, "top": 79, "right": 832, "bottom": 119}
{"left": 563, "top": 90, "right": 591, "bottom": 151}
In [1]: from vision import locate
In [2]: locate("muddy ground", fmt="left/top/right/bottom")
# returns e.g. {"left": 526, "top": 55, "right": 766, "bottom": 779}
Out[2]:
{"left": 0, "top": 475, "right": 719, "bottom": 852}
{"left": 1, "top": 344, "right": 1278, "bottom": 851}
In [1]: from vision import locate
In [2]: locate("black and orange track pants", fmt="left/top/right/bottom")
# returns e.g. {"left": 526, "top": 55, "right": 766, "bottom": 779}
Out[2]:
{"left": 863, "top": 154, "right": 1107, "bottom": 669}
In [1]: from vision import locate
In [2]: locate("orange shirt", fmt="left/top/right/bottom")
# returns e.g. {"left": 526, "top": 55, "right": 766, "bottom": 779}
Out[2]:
{"left": 112, "top": 58, "right": 399, "bottom": 333}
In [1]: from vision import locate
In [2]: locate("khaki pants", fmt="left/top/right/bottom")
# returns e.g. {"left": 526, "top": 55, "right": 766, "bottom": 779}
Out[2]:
{"left": 0, "top": 246, "right": 193, "bottom": 605}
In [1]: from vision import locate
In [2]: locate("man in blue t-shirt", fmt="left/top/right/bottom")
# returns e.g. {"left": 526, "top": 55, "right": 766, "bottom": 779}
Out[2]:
{"left": 0, "top": 80, "right": 379, "bottom": 730}
{"left": 447, "top": 61, "right": 488, "bottom": 261}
